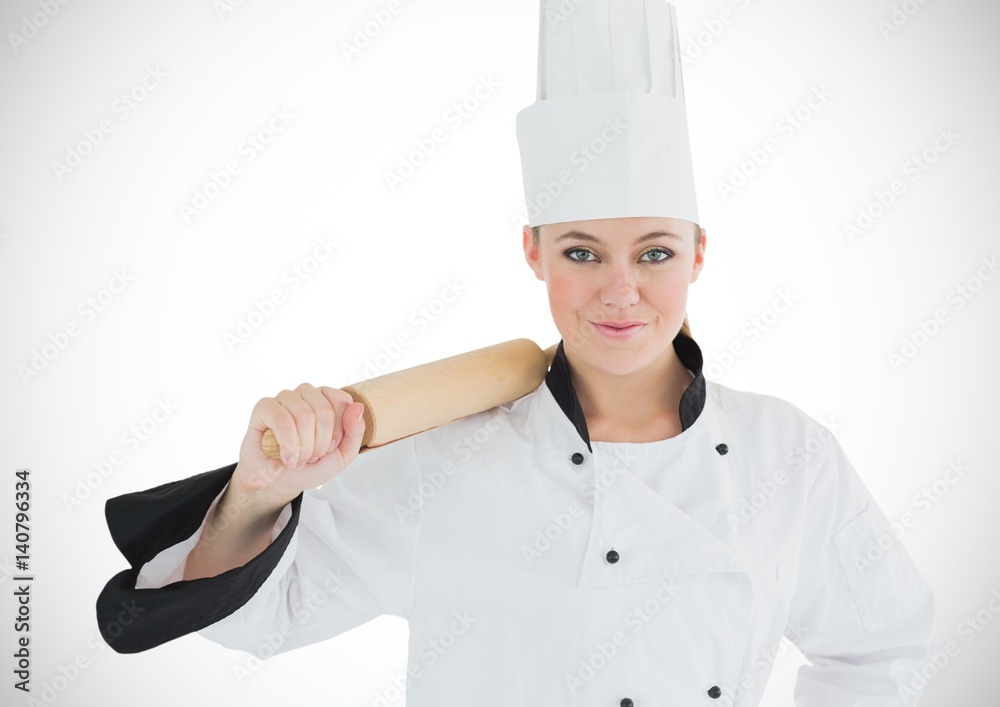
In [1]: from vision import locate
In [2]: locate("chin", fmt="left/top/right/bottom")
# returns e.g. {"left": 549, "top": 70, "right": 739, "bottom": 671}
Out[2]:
{"left": 581, "top": 350, "right": 653, "bottom": 379}
{"left": 568, "top": 332, "right": 646, "bottom": 360}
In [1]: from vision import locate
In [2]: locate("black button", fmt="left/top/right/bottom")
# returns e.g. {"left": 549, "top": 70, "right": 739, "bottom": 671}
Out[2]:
{"left": 708, "top": 685, "right": 722, "bottom": 699}
{"left": 620, "top": 699, "right": 634, "bottom": 707}
{"left": 606, "top": 549, "right": 619, "bottom": 564}
{"left": 715, "top": 443, "right": 728, "bottom": 455}
{"left": 571, "top": 452, "right": 585, "bottom": 465}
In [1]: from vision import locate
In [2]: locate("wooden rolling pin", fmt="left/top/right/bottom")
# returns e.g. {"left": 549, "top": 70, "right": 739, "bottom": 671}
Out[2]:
{"left": 261, "top": 338, "right": 560, "bottom": 459}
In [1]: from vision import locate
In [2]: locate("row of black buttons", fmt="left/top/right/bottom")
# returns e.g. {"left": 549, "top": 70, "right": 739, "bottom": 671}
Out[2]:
{"left": 619, "top": 684, "right": 721, "bottom": 705}
{"left": 569, "top": 442, "right": 729, "bottom": 467}
{"left": 569, "top": 449, "right": 726, "bottom": 704}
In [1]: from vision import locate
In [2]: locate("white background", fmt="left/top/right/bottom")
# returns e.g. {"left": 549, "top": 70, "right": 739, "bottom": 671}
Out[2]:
{"left": 1, "top": 0, "right": 998, "bottom": 704}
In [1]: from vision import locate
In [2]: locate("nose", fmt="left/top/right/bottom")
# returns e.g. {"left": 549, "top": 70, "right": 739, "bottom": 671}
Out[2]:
{"left": 600, "top": 266, "right": 641, "bottom": 308}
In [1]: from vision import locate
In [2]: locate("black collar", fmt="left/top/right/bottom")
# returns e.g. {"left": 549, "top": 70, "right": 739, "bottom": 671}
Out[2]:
{"left": 544, "top": 330, "right": 707, "bottom": 453}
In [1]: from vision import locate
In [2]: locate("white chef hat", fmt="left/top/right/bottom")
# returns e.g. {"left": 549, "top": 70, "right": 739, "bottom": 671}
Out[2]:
{"left": 516, "top": 0, "right": 699, "bottom": 228}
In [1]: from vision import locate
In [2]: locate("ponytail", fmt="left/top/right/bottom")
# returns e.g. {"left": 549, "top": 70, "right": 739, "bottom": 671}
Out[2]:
{"left": 679, "top": 314, "right": 691, "bottom": 339}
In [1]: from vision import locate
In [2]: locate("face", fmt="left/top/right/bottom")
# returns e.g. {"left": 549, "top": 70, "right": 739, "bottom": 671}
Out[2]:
{"left": 523, "top": 216, "right": 706, "bottom": 375}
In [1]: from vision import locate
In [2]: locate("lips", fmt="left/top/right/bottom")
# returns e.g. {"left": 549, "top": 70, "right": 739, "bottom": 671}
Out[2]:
{"left": 591, "top": 320, "right": 646, "bottom": 339}
{"left": 593, "top": 321, "right": 644, "bottom": 328}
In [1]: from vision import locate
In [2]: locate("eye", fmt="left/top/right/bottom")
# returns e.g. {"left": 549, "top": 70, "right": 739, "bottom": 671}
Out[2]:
{"left": 562, "top": 247, "right": 675, "bottom": 264}
{"left": 640, "top": 248, "right": 674, "bottom": 263}
{"left": 563, "top": 247, "right": 597, "bottom": 263}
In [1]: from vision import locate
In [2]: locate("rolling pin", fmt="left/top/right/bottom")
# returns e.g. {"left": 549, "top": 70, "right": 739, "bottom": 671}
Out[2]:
{"left": 260, "top": 338, "right": 560, "bottom": 459}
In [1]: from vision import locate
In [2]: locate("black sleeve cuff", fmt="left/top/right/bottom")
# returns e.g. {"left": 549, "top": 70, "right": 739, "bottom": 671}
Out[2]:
{"left": 95, "top": 462, "right": 302, "bottom": 654}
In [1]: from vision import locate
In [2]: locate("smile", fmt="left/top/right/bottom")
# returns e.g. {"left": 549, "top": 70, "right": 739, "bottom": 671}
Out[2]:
{"left": 592, "top": 322, "right": 645, "bottom": 339}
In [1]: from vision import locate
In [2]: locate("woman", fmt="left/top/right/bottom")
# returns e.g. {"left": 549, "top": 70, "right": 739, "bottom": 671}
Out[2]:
{"left": 97, "top": 213, "right": 935, "bottom": 705}
{"left": 524, "top": 217, "right": 705, "bottom": 446}
{"left": 97, "top": 2, "right": 936, "bottom": 704}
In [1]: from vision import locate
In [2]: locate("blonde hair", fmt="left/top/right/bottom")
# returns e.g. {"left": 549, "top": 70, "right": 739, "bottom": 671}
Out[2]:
{"left": 531, "top": 224, "right": 698, "bottom": 339}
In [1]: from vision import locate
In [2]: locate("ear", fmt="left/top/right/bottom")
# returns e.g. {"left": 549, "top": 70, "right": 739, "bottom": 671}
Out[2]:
{"left": 690, "top": 227, "right": 707, "bottom": 284}
{"left": 522, "top": 225, "right": 544, "bottom": 281}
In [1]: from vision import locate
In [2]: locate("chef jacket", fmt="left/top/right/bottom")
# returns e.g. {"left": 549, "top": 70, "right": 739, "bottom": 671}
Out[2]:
{"left": 97, "top": 331, "right": 936, "bottom": 706}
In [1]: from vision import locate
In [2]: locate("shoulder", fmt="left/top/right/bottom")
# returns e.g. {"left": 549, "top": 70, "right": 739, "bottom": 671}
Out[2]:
{"left": 407, "top": 381, "right": 552, "bottom": 464}
{"left": 706, "top": 377, "right": 835, "bottom": 447}
{"left": 406, "top": 383, "right": 535, "bottom": 449}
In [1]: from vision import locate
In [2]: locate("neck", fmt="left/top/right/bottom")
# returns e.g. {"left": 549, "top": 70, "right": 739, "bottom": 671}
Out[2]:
{"left": 566, "top": 341, "right": 694, "bottom": 437}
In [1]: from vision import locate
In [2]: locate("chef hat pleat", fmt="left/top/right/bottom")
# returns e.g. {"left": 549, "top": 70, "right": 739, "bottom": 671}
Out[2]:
{"left": 516, "top": 0, "right": 699, "bottom": 228}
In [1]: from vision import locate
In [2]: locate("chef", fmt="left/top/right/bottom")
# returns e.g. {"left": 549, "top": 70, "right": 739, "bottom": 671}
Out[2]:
{"left": 96, "top": 1, "right": 937, "bottom": 705}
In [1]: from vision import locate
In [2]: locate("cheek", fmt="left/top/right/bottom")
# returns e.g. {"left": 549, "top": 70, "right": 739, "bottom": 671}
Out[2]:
{"left": 546, "top": 270, "right": 591, "bottom": 313}
{"left": 652, "top": 274, "right": 689, "bottom": 309}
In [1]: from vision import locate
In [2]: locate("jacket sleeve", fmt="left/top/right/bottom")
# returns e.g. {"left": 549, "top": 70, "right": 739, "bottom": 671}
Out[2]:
{"left": 783, "top": 429, "right": 936, "bottom": 705}
{"left": 95, "top": 434, "right": 424, "bottom": 656}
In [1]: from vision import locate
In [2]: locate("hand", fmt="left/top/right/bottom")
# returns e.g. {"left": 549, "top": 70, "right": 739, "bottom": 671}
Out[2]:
{"left": 233, "top": 383, "right": 365, "bottom": 509}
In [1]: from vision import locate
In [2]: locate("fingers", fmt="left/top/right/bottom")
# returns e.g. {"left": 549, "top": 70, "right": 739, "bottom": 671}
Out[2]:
{"left": 251, "top": 383, "right": 361, "bottom": 476}
{"left": 251, "top": 396, "right": 298, "bottom": 467}
{"left": 317, "top": 386, "right": 355, "bottom": 460}
{"left": 339, "top": 400, "right": 365, "bottom": 467}
{"left": 274, "top": 383, "right": 355, "bottom": 468}
{"left": 296, "top": 384, "right": 333, "bottom": 465}
{"left": 273, "top": 387, "right": 315, "bottom": 466}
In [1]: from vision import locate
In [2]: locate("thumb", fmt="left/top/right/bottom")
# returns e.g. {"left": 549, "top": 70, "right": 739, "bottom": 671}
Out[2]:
{"left": 338, "top": 402, "right": 366, "bottom": 462}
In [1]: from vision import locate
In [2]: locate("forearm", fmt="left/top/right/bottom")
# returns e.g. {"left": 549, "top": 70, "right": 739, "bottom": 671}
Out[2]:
{"left": 182, "top": 470, "right": 292, "bottom": 581}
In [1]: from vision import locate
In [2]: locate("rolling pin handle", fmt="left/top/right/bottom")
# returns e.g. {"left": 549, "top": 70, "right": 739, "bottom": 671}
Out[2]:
{"left": 261, "top": 428, "right": 282, "bottom": 460}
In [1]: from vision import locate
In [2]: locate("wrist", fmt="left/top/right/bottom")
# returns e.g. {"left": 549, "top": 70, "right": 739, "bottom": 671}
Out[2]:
{"left": 226, "top": 466, "right": 297, "bottom": 519}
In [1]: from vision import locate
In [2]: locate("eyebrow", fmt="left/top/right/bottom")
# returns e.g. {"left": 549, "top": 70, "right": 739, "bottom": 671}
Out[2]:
{"left": 553, "top": 230, "right": 681, "bottom": 244}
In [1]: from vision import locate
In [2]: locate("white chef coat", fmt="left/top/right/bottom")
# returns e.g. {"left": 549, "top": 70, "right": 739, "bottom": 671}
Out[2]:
{"left": 99, "top": 332, "right": 936, "bottom": 706}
